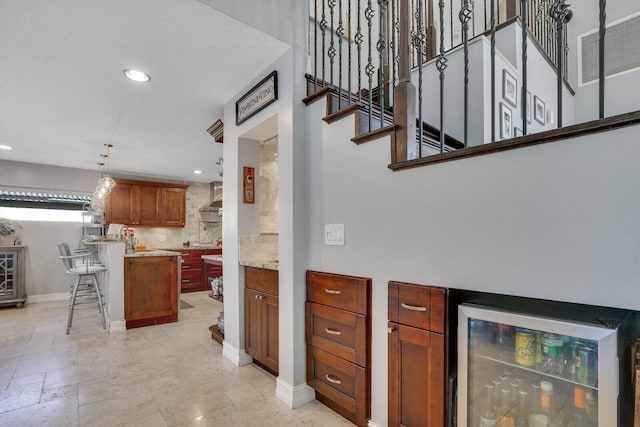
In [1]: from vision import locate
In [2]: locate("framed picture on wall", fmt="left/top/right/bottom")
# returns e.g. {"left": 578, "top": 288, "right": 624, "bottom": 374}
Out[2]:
{"left": 500, "top": 103, "right": 513, "bottom": 139}
{"left": 502, "top": 69, "right": 517, "bottom": 107}
{"left": 534, "top": 95, "right": 545, "bottom": 125}
{"left": 522, "top": 91, "right": 532, "bottom": 124}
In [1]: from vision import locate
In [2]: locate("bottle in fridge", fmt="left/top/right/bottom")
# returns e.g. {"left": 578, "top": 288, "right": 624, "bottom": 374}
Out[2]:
{"left": 457, "top": 295, "right": 634, "bottom": 427}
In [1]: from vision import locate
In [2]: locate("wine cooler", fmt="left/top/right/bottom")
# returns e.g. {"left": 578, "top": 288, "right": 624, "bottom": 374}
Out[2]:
{"left": 458, "top": 296, "right": 633, "bottom": 427}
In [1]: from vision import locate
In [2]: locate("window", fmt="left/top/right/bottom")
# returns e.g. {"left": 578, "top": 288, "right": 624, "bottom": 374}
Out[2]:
{"left": 0, "top": 191, "right": 92, "bottom": 222}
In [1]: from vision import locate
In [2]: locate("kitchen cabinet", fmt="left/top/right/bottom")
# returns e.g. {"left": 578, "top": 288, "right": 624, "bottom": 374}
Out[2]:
{"left": 306, "top": 270, "right": 371, "bottom": 427}
{"left": 175, "top": 248, "right": 221, "bottom": 293}
{"left": 388, "top": 282, "right": 473, "bottom": 427}
{"left": 104, "top": 178, "right": 187, "bottom": 227}
{"left": 244, "top": 266, "right": 278, "bottom": 375}
{"left": 124, "top": 255, "right": 179, "bottom": 329}
{"left": 162, "top": 187, "right": 186, "bottom": 226}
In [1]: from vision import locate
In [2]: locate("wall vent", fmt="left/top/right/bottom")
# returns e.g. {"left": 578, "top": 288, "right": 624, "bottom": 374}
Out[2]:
{"left": 580, "top": 14, "right": 640, "bottom": 85}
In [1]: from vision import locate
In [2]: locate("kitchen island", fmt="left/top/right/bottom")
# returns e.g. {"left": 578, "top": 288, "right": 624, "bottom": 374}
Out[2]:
{"left": 84, "top": 241, "right": 181, "bottom": 331}
{"left": 124, "top": 250, "right": 181, "bottom": 329}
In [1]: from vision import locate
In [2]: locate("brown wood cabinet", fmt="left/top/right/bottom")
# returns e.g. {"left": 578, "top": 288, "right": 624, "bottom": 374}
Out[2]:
{"left": 244, "top": 266, "right": 278, "bottom": 374}
{"left": 388, "top": 282, "right": 474, "bottom": 427}
{"left": 104, "top": 178, "right": 187, "bottom": 227}
{"left": 176, "top": 248, "right": 221, "bottom": 293}
{"left": 306, "top": 270, "right": 371, "bottom": 427}
{"left": 124, "top": 255, "right": 179, "bottom": 329}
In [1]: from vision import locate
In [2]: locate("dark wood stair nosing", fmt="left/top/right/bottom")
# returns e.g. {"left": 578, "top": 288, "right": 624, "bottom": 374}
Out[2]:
{"left": 303, "top": 87, "right": 331, "bottom": 106}
{"left": 323, "top": 104, "right": 360, "bottom": 124}
{"left": 351, "top": 124, "right": 399, "bottom": 145}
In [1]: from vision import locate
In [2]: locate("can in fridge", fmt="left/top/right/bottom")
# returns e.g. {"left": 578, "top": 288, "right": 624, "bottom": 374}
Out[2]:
{"left": 515, "top": 328, "right": 537, "bottom": 367}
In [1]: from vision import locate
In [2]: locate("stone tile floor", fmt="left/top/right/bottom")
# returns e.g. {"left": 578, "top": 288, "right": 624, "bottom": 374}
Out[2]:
{"left": 0, "top": 291, "right": 354, "bottom": 426}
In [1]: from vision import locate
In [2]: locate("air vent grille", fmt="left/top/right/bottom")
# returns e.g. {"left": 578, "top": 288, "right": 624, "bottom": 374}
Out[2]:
{"left": 581, "top": 14, "right": 640, "bottom": 84}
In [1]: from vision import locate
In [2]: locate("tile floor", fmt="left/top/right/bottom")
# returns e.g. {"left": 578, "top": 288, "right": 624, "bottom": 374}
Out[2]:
{"left": 0, "top": 291, "right": 355, "bottom": 426}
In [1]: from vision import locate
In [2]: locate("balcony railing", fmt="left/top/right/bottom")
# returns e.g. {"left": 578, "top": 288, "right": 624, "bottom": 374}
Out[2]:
{"left": 307, "top": 0, "right": 638, "bottom": 162}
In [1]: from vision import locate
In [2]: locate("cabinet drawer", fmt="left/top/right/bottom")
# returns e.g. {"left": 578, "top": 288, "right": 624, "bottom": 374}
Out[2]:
{"left": 388, "top": 282, "right": 446, "bottom": 333}
{"left": 307, "top": 345, "right": 368, "bottom": 419}
{"left": 305, "top": 302, "right": 368, "bottom": 367}
{"left": 245, "top": 266, "right": 278, "bottom": 295}
{"left": 180, "top": 268, "right": 202, "bottom": 279}
{"left": 179, "top": 250, "right": 206, "bottom": 263}
{"left": 181, "top": 262, "right": 202, "bottom": 273}
{"left": 306, "top": 271, "right": 370, "bottom": 315}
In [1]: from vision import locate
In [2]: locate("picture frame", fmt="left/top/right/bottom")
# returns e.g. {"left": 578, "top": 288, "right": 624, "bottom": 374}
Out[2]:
{"left": 502, "top": 69, "right": 517, "bottom": 107}
{"left": 236, "top": 71, "right": 278, "bottom": 126}
{"left": 534, "top": 95, "right": 545, "bottom": 125}
{"left": 522, "top": 91, "right": 532, "bottom": 124}
{"left": 500, "top": 103, "right": 513, "bottom": 139}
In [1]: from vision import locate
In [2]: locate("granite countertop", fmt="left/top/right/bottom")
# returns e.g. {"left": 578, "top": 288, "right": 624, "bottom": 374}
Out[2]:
{"left": 201, "top": 254, "right": 223, "bottom": 264}
{"left": 160, "top": 245, "right": 221, "bottom": 251}
{"left": 124, "top": 250, "right": 181, "bottom": 258}
{"left": 239, "top": 259, "right": 279, "bottom": 271}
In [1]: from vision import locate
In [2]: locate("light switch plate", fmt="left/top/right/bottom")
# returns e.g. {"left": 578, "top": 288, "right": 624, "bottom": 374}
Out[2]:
{"left": 325, "top": 224, "right": 345, "bottom": 246}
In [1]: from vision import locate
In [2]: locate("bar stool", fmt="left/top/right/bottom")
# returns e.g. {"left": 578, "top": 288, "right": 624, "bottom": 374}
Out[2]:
{"left": 57, "top": 243, "right": 107, "bottom": 334}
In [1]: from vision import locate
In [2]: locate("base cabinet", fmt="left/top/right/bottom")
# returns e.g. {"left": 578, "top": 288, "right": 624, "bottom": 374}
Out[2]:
{"left": 244, "top": 267, "right": 278, "bottom": 374}
{"left": 388, "top": 281, "right": 469, "bottom": 427}
{"left": 388, "top": 322, "right": 445, "bottom": 427}
{"left": 124, "top": 255, "right": 179, "bottom": 329}
{"left": 306, "top": 270, "right": 371, "bottom": 427}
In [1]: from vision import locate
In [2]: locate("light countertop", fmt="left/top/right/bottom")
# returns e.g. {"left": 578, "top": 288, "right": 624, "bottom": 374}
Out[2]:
{"left": 240, "top": 259, "right": 279, "bottom": 271}
{"left": 201, "top": 254, "right": 223, "bottom": 265}
{"left": 124, "top": 250, "right": 181, "bottom": 258}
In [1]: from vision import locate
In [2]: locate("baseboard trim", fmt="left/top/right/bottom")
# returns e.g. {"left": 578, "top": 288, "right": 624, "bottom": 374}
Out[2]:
{"left": 222, "top": 342, "right": 253, "bottom": 366}
{"left": 108, "top": 320, "right": 126, "bottom": 333}
{"left": 368, "top": 421, "right": 383, "bottom": 427}
{"left": 26, "top": 293, "right": 68, "bottom": 303}
{"left": 275, "top": 378, "right": 316, "bottom": 409}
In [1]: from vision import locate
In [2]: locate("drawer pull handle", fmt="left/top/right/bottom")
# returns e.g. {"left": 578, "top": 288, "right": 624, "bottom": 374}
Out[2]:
{"left": 325, "top": 374, "right": 342, "bottom": 385}
{"left": 254, "top": 295, "right": 264, "bottom": 300}
{"left": 388, "top": 327, "right": 395, "bottom": 334}
{"left": 324, "top": 328, "right": 341, "bottom": 336}
{"left": 324, "top": 289, "right": 341, "bottom": 295}
{"left": 401, "top": 303, "right": 428, "bottom": 312}
{"left": 182, "top": 265, "right": 190, "bottom": 269}
{"left": 182, "top": 279, "right": 190, "bottom": 283}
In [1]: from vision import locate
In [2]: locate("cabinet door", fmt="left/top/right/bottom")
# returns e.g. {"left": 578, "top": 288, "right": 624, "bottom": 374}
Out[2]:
{"left": 124, "top": 256, "right": 178, "bottom": 323}
{"left": 104, "top": 183, "right": 134, "bottom": 225}
{"left": 389, "top": 322, "right": 445, "bottom": 427}
{"left": 264, "top": 293, "right": 279, "bottom": 374}
{"left": 135, "top": 185, "right": 162, "bottom": 226}
{"left": 162, "top": 187, "right": 186, "bottom": 227}
{"left": 245, "top": 288, "right": 263, "bottom": 361}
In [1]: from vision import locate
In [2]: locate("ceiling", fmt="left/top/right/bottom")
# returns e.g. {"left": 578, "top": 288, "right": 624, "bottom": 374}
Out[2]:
{"left": 0, "top": 0, "right": 288, "bottom": 183}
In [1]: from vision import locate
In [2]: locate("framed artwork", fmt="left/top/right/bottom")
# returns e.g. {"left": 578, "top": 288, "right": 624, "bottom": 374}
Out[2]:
{"left": 236, "top": 71, "right": 278, "bottom": 125}
{"left": 500, "top": 103, "right": 513, "bottom": 139}
{"left": 534, "top": 95, "right": 545, "bottom": 125}
{"left": 522, "top": 91, "right": 532, "bottom": 124}
{"left": 502, "top": 69, "right": 517, "bottom": 107}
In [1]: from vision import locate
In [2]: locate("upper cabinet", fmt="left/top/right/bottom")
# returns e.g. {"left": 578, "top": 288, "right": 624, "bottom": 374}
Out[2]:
{"left": 104, "top": 178, "right": 187, "bottom": 227}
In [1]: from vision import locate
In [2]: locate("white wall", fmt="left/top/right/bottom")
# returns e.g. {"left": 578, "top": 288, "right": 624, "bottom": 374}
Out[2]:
{"left": 306, "top": 98, "right": 640, "bottom": 425}
{"left": 220, "top": 3, "right": 311, "bottom": 407}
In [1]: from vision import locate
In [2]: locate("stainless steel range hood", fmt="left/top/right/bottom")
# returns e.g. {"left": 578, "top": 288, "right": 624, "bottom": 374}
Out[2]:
{"left": 199, "top": 181, "right": 222, "bottom": 222}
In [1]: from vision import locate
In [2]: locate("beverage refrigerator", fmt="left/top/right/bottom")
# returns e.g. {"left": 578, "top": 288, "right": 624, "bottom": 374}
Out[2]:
{"left": 457, "top": 297, "right": 634, "bottom": 427}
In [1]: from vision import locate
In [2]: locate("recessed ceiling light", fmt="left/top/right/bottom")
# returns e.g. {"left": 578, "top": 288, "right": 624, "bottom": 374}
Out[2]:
{"left": 0, "top": 145, "right": 14, "bottom": 151}
{"left": 193, "top": 170, "right": 203, "bottom": 175}
{"left": 123, "top": 69, "right": 150, "bottom": 83}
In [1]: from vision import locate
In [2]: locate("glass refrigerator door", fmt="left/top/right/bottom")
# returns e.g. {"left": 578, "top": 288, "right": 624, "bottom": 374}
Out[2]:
{"left": 458, "top": 305, "right": 618, "bottom": 427}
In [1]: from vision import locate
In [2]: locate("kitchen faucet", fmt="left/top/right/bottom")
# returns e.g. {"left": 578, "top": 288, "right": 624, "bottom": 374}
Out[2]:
{"left": 119, "top": 225, "right": 134, "bottom": 253}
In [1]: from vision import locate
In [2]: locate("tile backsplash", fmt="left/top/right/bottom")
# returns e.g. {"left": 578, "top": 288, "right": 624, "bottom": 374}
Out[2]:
{"left": 239, "top": 234, "right": 278, "bottom": 262}
{"left": 259, "top": 137, "right": 278, "bottom": 235}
